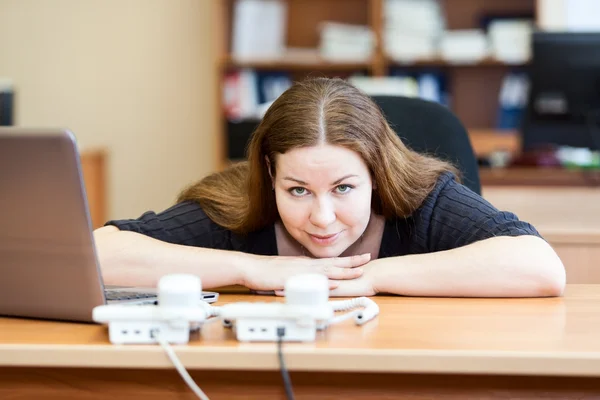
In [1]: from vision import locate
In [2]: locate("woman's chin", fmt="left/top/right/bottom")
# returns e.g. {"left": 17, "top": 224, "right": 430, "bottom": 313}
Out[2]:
{"left": 303, "top": 243, "right": 346, "bottom": 259}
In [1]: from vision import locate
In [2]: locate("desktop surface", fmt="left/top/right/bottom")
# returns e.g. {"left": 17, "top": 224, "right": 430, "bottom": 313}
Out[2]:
{"left": 2, "top": 286, "right": 600, "bottom": 399}
{"left": 0, "top": 286, "right": 598, "bottom": 375}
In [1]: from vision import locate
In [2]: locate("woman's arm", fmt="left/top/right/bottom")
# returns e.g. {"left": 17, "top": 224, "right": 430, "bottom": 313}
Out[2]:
{"left": 330, "top": 235, "right": 565, "bottom": 298}
{"left": 94, "top": 226, "right": 368, "bottom": 290}
{"left": 94, "top": 225, "right": 248, "bottom": 288}
{"left": 347, "top": 173, "right": 565, "bottom": 298}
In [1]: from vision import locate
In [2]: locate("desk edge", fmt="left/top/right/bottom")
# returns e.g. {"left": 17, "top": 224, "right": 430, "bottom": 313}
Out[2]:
{"left": 3, "top": 345, "right": 600, "bottom": 377}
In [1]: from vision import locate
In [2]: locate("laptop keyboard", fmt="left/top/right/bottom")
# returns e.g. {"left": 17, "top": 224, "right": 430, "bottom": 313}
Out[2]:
{"left": 105, "top": 291, "right": 156, "bottom": 301}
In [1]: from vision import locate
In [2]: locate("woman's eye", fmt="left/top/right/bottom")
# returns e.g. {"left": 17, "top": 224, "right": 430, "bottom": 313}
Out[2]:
{"left": 290, "top": 187, "right": 307, "bottom": 196}
{"left": 335, "top": 184, "right": 352, "bottom": 194}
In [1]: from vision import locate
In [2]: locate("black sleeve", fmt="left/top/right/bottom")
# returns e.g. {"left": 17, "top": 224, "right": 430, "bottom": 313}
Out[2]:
{"left": 104, "top": 201, "right": 236, "bottom": 250}
{"left": 411, "top": 172, "right": 543, "bottom": 253}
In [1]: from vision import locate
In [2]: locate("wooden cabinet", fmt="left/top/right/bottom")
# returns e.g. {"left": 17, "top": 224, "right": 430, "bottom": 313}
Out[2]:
{"left": 80, "top": 149, "right": 107, "bottom": 229}
{"left": 483, "top": 186, "right": 600, "bottom": 284}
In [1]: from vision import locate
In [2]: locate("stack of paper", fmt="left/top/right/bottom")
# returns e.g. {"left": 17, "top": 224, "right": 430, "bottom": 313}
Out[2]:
{"left": 384, "top": 0, "right": 444, "bottom": 62}
{"left": 231, "top": 0, "right": 287, "bottom": 60}
{"left": 319, "top": 22, "right": 375, "bottom": 62}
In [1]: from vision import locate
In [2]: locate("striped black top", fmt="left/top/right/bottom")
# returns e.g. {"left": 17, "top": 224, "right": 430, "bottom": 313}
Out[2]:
{"left": 105, "top": 172, "right": 542, "bottom": 257}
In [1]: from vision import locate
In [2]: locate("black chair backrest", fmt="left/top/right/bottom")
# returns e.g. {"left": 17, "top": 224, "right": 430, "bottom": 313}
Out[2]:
{"left": 371, "top": 95, "right": 481, "bottom": 195}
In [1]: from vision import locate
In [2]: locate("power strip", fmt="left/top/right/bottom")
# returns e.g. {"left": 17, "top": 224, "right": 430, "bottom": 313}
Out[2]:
{"left": 92, "top": 304, "right": 209, "bottom": 344}
{"left": 93, "top": 274, "right": 217, "bottom": 344}
{"left": 218, "top": 275, "right": 380, "bottom": 342}
{"left": 219, "top": 302, "right": 334, "bottom": 342}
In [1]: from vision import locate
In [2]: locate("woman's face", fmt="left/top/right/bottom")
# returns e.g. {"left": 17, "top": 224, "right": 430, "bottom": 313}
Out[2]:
{"left": 272, "top": 144, "right": 374, "bottom": 258}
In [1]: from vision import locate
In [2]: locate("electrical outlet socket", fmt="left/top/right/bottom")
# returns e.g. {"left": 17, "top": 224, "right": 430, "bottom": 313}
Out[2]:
{"left": 235, "top": 318, "right": 317, "bottom": 342}
{"left": 107, "top": 321, "right": 190, "bottom": 344}
{"left": 219, "top": 302, "right": 333, "bottom": 342}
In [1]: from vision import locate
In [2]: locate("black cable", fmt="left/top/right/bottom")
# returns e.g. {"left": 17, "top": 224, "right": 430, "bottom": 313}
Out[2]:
{"left": 277, "top": 326, "right": 295, "bottom": 400}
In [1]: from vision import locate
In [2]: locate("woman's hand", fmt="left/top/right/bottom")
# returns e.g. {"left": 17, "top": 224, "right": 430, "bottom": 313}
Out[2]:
{"left": 325, "top": 264, "right": 378, "bottom": 297}
{"left": 241, "top": 253, "right": 371, "bottom": 292}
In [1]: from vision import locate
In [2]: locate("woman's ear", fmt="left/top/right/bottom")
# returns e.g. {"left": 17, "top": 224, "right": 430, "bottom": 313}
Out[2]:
{"left": 265, "top": 156, "right": 274, "bottom": 189}
{"left": 371, "top": 173, "right": 377, "bottom": 190}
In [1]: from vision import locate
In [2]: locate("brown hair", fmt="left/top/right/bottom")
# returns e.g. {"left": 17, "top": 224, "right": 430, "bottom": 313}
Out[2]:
{"left": 178, "top": 77, "right": 459, "bottom": 234}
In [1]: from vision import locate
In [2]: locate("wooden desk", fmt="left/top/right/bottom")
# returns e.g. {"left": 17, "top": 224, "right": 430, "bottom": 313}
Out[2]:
{"left": 483, "top": 186, "right": 600, "bottom": 284}
{"left": 468, "top": 129, "right": 520, "bottom": 160}
{"left": 3, "top": 287, "right": 600, "bottom": 399}
{"left": 480, "top": 167, "right": 600, "bottom": 187}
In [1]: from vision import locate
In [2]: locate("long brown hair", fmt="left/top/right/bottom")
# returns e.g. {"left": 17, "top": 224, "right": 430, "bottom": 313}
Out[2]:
{"left": 178, "top": 77, "right": 459, "bottom": 234}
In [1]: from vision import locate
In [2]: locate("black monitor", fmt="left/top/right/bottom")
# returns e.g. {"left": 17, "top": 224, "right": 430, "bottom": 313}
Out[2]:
{"left": 522, "top": 32, "right": 600, "bottom": 151}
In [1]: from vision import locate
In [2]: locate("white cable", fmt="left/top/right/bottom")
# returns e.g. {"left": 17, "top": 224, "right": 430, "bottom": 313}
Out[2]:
{"left": 329, "top": 297, "right": 372, "bottom": 312}
{"left": 190, "top": 315, "right": 221, "bottom": 332}
{"left": 202, "top": 316, "right": 222, "bottom": 325}
{"left": 200, "top": 302, "right": 222, "bottom": 319}
{"left": 189, "top": 303, "right": 221, "bottom": 331}
{"left": 317, "top": 309, "right": 361, "bottom": 330}
{"left": 153, "top": 330, "right": 211, "bottom": 400}
{"left": 329, "top": 309, "right": 361, "bottom": 325}
{"left": 328, "top": 297, "right": 379, "bottom": 325}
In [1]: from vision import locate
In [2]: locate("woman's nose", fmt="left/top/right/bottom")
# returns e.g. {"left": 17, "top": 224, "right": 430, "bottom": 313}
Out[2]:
{"left": 309, "top": 198, "right": 336, "bottom": 228}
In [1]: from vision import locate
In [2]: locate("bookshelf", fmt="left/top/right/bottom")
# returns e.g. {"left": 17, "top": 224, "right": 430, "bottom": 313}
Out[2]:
{"left": 215, "top": 0, "right": 540, "bottom": 171}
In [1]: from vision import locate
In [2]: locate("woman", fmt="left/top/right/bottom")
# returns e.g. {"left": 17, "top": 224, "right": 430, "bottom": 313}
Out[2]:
{"left": 94, "top": 77, "right": 565, "bottom": 298}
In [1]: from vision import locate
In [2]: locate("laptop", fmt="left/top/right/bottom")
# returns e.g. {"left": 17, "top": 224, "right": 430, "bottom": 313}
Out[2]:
{"left": 0, "top": 128, "right": 218, "bottom": 323}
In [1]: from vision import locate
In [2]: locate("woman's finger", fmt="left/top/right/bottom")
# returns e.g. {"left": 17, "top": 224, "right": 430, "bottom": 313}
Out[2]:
{"left": 321, "top": 265, "right": 364, "bottom": 280}
{"left": 329, "top": 253, "right": 371, "bottom": 268}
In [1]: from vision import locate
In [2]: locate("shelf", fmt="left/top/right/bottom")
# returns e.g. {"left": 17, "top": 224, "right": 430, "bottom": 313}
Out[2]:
{"left": 222, "top": 53, "right": 372, "bottom": 72}
{"left": 389, "top": 57, "right": 529, "bottom": 68}
{"left": 222, "top": 55, "right": 529, "bottom": 71}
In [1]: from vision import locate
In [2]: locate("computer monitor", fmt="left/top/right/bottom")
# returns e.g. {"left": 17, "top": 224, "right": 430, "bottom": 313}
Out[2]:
{"left": 522, "top": 32, "right": 600, "bottom": 152}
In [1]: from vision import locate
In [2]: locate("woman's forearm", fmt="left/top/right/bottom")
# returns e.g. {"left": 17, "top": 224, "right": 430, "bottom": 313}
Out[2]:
{"left": 372, "top": 235, "right": 566, "bottom": 298}
{"left": 93, "top": 226, "right": 249, "bottom": 289}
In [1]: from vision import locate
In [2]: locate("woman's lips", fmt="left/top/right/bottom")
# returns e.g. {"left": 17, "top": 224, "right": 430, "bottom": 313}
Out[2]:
{"left": 308, "top": 232, "right": 340, "bottom": 245}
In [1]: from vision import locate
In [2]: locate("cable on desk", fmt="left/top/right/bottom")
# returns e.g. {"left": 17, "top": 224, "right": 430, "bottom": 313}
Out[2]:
{"left": 151, "top": 329, "right": 211, "bottom": 400}
{"left": 277, "top": 326, "right": 295, "bottom": 400}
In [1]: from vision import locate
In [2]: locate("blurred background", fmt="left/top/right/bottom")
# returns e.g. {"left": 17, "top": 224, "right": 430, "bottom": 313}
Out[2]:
{"left": 1, "top": 0, "right": 599, "bottom": 281}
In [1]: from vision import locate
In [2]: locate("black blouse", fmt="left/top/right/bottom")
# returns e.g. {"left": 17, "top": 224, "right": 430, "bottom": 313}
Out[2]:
{"left": 105, "top": 172, "right": 542, "bottom": 257}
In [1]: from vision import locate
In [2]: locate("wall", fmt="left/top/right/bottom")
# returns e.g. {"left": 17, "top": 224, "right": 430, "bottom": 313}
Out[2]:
{"left": 0, "top": 0, "right": 218, "bottom": 220}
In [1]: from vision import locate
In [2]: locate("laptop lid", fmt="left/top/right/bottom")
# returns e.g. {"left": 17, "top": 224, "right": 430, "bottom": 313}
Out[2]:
{"left": 0, "top": 128, "right": 108, "bottom": 322}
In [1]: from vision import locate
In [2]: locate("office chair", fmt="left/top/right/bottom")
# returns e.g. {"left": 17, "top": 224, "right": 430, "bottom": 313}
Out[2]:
{"left": 371, "top": 95, "right": 481, "bottom": 195}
